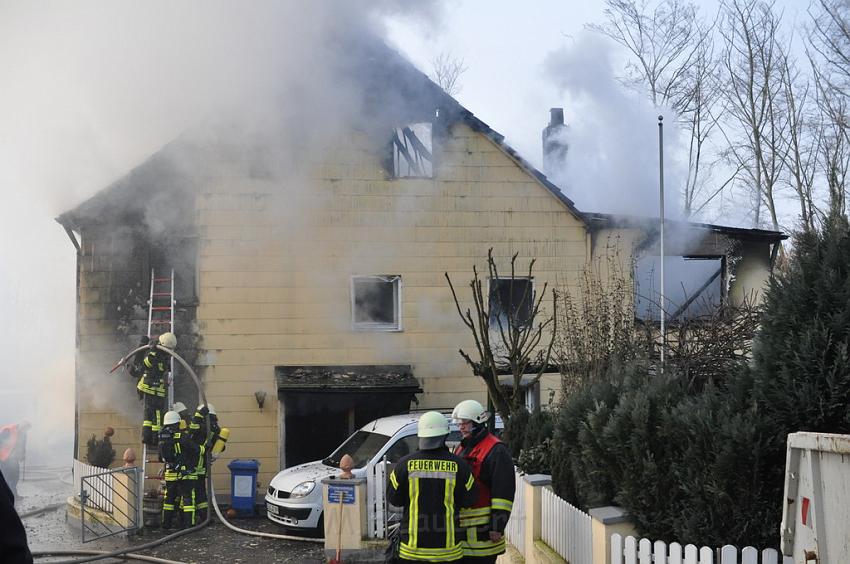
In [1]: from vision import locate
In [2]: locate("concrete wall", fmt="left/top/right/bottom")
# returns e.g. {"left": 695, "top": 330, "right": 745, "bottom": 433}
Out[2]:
{"left": 194, "top": 122, "right": 589, "bottom": 489}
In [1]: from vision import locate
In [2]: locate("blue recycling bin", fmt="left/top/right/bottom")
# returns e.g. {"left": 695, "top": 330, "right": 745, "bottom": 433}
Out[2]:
{"left": 228, "top": 459, "right": 260, "bottom": 515}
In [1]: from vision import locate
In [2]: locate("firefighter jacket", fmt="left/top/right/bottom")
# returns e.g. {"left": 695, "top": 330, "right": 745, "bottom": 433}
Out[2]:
{"left": 189, "top": 411, "right": 220, "bottom": 448}
{"left": 158, "top": 426, "right": 196, "bottom": 482}
{"left": 386, "top": 447, "right": 476, "bottom": 562}
{"left": 136, "top": 349, "right": 168, "bottom": 397}
{"left": 454, "top": 426, "right": 515, "bottom": 558}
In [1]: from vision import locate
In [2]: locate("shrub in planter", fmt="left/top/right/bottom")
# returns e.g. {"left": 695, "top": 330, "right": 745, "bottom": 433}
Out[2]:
{"left": 86, "top": 432, "right": 116, "bottom": 468}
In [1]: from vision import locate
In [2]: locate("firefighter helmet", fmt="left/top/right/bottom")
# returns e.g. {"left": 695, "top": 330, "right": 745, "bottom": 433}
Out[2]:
{"left": 451, "top": 399, "right": 490, "bottom": 424}
{"left": 417, "top": 411, "right": 449, "bottom": 450}
{"left": 158, "top": 332, "right": 177, "bottom": 349}
{"left": 172, "top": 401, "right": 187, "bottom": 415}
{"left": 162, "top": 411, "right": 181, "bottom": 426}
{"left": 198, "top": 403, "right": 217, "bottom": 416}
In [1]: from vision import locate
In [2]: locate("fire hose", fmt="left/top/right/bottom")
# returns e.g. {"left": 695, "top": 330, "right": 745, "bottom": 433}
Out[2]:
{"left": 32, "top": 345, "right": 322, "bottom": 564}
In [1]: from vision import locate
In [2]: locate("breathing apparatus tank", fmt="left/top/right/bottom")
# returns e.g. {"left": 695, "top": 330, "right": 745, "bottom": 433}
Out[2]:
{"left": 212, "top": 428, "right": 230, "bottom": 454}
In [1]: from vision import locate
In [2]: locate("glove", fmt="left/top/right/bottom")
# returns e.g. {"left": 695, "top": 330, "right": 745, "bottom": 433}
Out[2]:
{"left": 199, "top": 406, "right": 210, "bottom": 417}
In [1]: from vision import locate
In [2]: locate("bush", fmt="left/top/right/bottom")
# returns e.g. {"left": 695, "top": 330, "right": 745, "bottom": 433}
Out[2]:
{"left": 86, "top": 434, "right": 116, "bottom": 468}
{"left": 546, "top": 214, "right": 850, "bottom": 547}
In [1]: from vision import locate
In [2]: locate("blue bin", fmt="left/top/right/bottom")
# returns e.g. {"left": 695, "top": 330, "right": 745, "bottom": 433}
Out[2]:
{"left": 228, "top": 459, "right": 260, "bottom": 515}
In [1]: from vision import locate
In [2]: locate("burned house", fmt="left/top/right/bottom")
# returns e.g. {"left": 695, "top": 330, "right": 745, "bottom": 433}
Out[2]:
{"left": 56, "top": 39, "right": 784, "bottom": 493}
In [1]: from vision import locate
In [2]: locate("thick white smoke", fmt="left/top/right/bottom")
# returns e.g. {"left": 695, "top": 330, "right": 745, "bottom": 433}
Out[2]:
{"left": 543, "top": 31, "right": 687, "bottom": 219}
{"left": 0, "top": 0, "right": 446, "bottom": 465}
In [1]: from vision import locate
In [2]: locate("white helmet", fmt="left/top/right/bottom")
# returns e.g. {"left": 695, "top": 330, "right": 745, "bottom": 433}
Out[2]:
{"left": 418, "top": 411, "right": 449, "bottom": 450}
{"left": 452, "top": 399, "right": 490, "bottom": 424}
{"left": 162, "top": 411, "right": 181, "bottom": 426}
{"left": 158, "top": 332, "right": 177, "bottom": 349}
{"left": 172, "top": 402, "right": 187, "bottom": 415}
{"left": 198, "top": 403, "right": 217, "bottom": 416}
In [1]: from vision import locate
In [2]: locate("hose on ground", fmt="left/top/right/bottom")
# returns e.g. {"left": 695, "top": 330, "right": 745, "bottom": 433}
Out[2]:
{"left": 19, "top": 502, "right": 65, "bottom": 519}
{"left": 30, "top": 550, "right": 185, "bottom": 564}
{"left": 209, "top": 479, "right": 324, "bottom": 543}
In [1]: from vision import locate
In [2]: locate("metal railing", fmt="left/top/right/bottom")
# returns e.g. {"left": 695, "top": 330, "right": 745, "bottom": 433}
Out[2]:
{"left": 78, "top": 463, "right": 142, "bottom": 542}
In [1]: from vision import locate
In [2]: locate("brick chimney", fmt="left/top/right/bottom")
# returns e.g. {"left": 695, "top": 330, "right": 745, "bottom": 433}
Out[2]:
{"left": 542, "top": 107, "right": 568, "bottom": 180}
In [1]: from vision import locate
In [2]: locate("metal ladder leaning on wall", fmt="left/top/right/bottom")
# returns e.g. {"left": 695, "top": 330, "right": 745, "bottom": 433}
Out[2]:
{"left": 141, "top": 268, "right": 176, "bottom": 505}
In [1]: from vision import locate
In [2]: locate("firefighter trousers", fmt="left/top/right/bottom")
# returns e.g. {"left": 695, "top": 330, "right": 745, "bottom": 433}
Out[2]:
{"left": 162, "top": 478, "right": 195, "bottom": 529}
{"left": 142, "top": 395, "right": 165, "bottom": 446}
{"left": 192, "top": 474, "right": 208, "bottom": 521}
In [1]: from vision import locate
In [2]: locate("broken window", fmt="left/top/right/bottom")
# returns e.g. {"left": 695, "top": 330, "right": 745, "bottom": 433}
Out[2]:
{"left": 351, "top": 275, "right": 402, "bottom": 331}
{"left": 390, "top": 123, "right": 433, "bottom": 178}
{"left": 634, "top": 256, "right": 724, "bottom": 322}
{"left": 489, "top": 278, "right": 534, "bottom": 329}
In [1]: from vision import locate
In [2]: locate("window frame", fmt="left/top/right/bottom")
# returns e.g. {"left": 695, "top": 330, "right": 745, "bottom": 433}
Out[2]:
{"left": 633, "top": 254, "right": 726, "bottom": 324}
{"left": 487, "top": 276, "right": 535, "bottom": 330}
{"left": 350, "top": 274, "right": 403, "bottom": 332}
{"left": 389, "top": 122, "right": 434, "bottom": 179}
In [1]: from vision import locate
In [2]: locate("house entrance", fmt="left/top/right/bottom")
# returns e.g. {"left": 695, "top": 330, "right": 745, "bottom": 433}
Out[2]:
{"left": 275, "top": 365, "right": 421, "bottom": 468}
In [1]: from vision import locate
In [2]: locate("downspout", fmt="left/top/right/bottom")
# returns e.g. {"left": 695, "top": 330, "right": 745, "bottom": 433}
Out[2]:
{"left": 769, "top": 240, "right": 780, "bottom": 270}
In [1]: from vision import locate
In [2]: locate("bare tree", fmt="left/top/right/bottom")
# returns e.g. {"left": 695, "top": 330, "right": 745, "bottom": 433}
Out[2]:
{"left": 588, "top": 0, "right": 721, "bottom": 217}
{"left": 780, "top": 50, "right": 819, "bottom": 232}
{"left": 718, "top": 0, "right": 789, "bottom": 232}
{"left": 430, "top": 52, "right": 468, "bottom": 97}
{"left": 445, "top": 250, "right": 557, "bottom": 420}
{"left": 809, "top": 0, "right": 850, "bottom": 216}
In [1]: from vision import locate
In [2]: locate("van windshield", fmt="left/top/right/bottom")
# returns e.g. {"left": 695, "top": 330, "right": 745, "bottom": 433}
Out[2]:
{"left": 323, "top": 430, "right": 391, "bottom": 469}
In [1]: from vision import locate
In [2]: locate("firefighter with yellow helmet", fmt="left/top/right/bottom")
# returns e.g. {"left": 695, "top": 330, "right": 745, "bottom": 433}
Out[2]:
{"left": 137, "top": 332, "right": 176, "bottom": 446}
{"left": 386, "top": 411, "right": 477, "bottom": 562}
{"left": 452, "top": 399, "right": 515, "bottom": 563}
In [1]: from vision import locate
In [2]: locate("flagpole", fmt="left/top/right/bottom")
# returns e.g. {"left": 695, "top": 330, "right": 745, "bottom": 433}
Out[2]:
{"left": 658, "top": 115, "right": 666, "bottom": 371}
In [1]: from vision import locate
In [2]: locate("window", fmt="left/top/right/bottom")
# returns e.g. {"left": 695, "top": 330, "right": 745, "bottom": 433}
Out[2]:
{"left": 382, "top": 434, "right": 420, "bottom": 464}
{"left": 390, "top": 123, "right": 433, "bottom": 178}
{"left": 489, "top": 277, "right": 534, "bottom": 329}
{"left": 351, "top": 275, "right": 402, "bottom": 331}
{"left": 634, "top": 256, "right": 724, "bottom": 322}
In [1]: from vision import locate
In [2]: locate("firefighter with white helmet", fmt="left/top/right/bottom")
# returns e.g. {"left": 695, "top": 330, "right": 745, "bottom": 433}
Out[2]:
{"left": 136, "top": 333, "right": 176, "bottom": 446}
{"left": 386, "top": 411, "right": 476, "bottom": 562}
{"left": 452, "top": 399, "right": 515, "bottom": 563}
{"left": 159, "top": 410, "right": 197, "bottom": 529}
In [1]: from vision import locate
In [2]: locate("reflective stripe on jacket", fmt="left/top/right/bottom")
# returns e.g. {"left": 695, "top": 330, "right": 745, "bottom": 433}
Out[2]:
{"left": 386, "top": 448, "right": 476, "bottom": 562}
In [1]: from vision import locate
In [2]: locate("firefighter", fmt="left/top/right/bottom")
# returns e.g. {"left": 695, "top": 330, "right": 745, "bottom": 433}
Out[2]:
{"left": 188, "top": 403, "right": 220, "bottom": 521}
{"left": 452, "top": 399, "right": 515, "bottom": 563}
{"left": 386, "top": 411, "right": 476, "bottom": 563}
{"left": 158, "top": 410, "right": 195, "bottom": 529}
{"left": 137, "top": 332, "right": 176, "bottom": 446}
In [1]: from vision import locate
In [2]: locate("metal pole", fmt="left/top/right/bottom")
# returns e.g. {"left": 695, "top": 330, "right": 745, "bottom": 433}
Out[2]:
{"left": 658, "top": 116, "right": 666, "bottom": 371}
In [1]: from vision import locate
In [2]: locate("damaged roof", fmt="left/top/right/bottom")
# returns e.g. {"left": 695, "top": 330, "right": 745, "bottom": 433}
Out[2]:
{"left": 582, "top": 212, "right": 787, "bottom": 243}
{"left": 275, "top": 365, "right": 421, "bottom": 392}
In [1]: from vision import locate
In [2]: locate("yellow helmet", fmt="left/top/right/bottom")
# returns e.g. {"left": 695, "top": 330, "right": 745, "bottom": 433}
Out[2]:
{"left": 158, "top": 332, "right": 177, "bottom": 349}
{"left": 418, "top": 411, "right": 449, "bottom": 450}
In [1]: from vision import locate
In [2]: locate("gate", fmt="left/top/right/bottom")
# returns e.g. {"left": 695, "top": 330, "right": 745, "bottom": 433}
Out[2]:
{"left": 80, "top": 465, "right": 142, "bottom": 542}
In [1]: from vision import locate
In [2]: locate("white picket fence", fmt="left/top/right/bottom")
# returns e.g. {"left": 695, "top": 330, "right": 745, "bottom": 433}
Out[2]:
{"left": 73, "top": 458, "right": 114, "bottom": 512}
{"left": 503, "top": 470, "right": 526, "bottom": 555}
{"left": 366, "top": 460, "right": 388, "bottom": 539}
{"left": 542, "top": 485, "right": 592, "bottom": 564}
{"left": 611, "top": 534, "right": 783, "bottom": 564}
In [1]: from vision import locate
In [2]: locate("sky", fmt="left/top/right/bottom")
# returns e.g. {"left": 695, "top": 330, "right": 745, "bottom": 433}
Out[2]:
{"left": 0, "top": 0, "right": 809, "bottom": 464}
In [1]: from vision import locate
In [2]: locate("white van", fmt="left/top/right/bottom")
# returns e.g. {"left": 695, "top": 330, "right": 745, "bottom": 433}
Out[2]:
{"left": 264, "top": 411, "right": 502, "bottom": 532}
